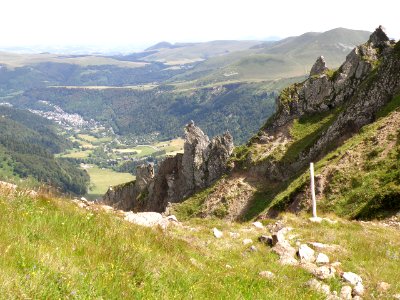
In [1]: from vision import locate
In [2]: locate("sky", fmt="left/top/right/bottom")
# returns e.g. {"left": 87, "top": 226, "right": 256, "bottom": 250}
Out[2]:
{"left": 0, "top": 0, "right": 398, "bottom": 51}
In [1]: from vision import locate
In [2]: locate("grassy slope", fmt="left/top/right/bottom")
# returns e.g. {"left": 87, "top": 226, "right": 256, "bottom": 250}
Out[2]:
{"left": 268, "top": 94, "right": 400, "bottom": 219}
{"left": 0, "top": 192, "right": 322, "bottom": 299}
{"left": 1, "top": 191, "right": 399, "bottom": 299}
{"left": 171, "top": 28, "right": 370, "bottom": 85}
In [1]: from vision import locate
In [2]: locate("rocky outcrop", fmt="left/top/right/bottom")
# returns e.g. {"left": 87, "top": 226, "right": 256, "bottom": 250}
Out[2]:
{"left": 103, "top": 123, "right": 233, "bottom": 212}
{"left": 310, "top": 56, "right": 328, "bottom": 76}
{"left": 253, "top": 26, "right": 399, "bottom": 181}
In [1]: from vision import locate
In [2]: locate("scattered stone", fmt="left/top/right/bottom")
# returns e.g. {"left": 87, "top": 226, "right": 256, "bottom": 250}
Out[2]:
{"left": 166, "top": 215, "right": 179, "bottom": 222}
{"left": 124, "top": 211, "right": 163, "bottom": 227}
{"left": 213, "top": 227, "right": 223, "bottom": 238}
{"left": 393, "top": 294, "right": 400, "bottom": 299}
{"left": 340, "top": 285, "right": 353, "bottom": 300}
{"left": 342, "top": 272, "right": 362, "bottom": 286}
{"left": 249, "top": 245, "right": 258, "bottom": 252}
{"left": 310, "top": 56, "right": 328, "bottom": 77}
{"left": 271, "top": 227, "right": 298, "bottom": 266}
{"left": 309, "top": 217, "right": 323, "bottom": 223}
{"left": 273, "top": 240, "right": 298, "bottom": 265}
{"left": 229, "top": 232, "right": 240, "bottom": 238}
{"left": 243, "top": 238, "right": 253, "bottom": 245}
{"left": 313, "top": 266, "right": 336, "bottom": 280}
{"left": 258, "top": 235, "right": 273, "bottom": 246}
{"left": 298, "top": 244, "right": 316, "bottom": 263}
{"left": 225, "top": 264, "right": 232, "bottom": 269}
{"left": 301, "top": 262, "right": 318, "bottom": 273}
{"left": 75, "top": 201, "right": 88, "bottom": 209}
{"left": 271, "top": 227, "right": 293, "bottom": 245}
{"left": 279, "top": 255, "right": 299, "bottom": 266}
{"left": 100, "top": 205, "right": 114, "bottom": 212}
{"left": 326, "top": 293, "right": 340, "bottom": 300}
{"left": 377, "top": 281, "right": 391, "bottom": 293}
{"left": 306, "top": 278, "right": 331, "bottom": 296}
{"left": 259, "top": 271, "right": 275, "bottom": 279}
{"left": 252, "top": 221, "right": 264, "bottom": 229}
{"left": 353, "top": 282, "right": 365, "bottom": 297}
{"left": 352, "top": 296, "right": 362, "bottom": 300}
{"left": 315, "top": 253, "right": 330, "bottom": 264}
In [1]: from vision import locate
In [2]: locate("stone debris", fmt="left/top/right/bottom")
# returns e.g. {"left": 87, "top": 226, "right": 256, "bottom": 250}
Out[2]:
{"left": 0, "top": 180, "right": 38, "bottom": 198}
{"left": 242, "top": 238, "right": 253, "bottom": 245}
{"left": 252, "top": 221, "right": 264, "bottom": 229}
{"left": 298, "top": 244, "right": 315, "bottom": 263}
{"left": 258, "top": 235, "right": 273, "bottom": 246}
{"left": 306, "top": 279, "right": 331, "bottom": 296}
{"left": 377, "top": 281, "right": 391, "bottom": 293}
{"left": 353, "top": 282, "right": 365, "bottom": 296}
{"left": 315, "top": 253, "right": 330, "bottom": 264}
{"left": 309, "top": 217, "right": 323, "bottom": 223}
{"left": 271, "top": 227, "right": 298, "bottom": 266}
{"left": 340, "top": 285, "right": 353, "bottom": 300}
{"left": 272, "top": 227, "right": 293, "bottom": 245}
{"left": 213, "top": 227, "right": 223, "bottom": 238}
{"left": 326, "top": 293, "right": 340, "bottom": 300}
{"left": 166, "top": 215, "right": 179, "bottom": 223}
{"left": 393, "top": 294, "right": 400, "bottom": 299}
{"left": 259, "top": 270, "right": 275, "bottom": 279}
{"left": 313, "top": 266, "right": 336, "bottom": 280}
{"left": 342, "top": 272, "right": 362, "bottom": 286}
{"left": 249, "top": 245, "right": 258, "bottom": 252}
{"left": 300, "top": 262, "right": 318, "bottom": 273}
{"left": 225, "top": 264, "right": 232, "bottom": 269}
{"left": 124, "top": 212, "right": 163, "bottom": 227}
{"left": 229, "top": 232, "right": 240, "bottom": 239}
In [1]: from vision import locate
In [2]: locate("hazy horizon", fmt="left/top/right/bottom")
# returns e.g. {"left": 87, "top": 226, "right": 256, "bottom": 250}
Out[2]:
{"left": 1, "top": 0, "right": 398, "bottom": 54}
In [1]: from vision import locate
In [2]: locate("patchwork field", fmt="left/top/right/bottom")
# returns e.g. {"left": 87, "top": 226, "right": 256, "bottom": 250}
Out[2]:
{"left": 85, "top": 166, "right": 135, "bottom": 200}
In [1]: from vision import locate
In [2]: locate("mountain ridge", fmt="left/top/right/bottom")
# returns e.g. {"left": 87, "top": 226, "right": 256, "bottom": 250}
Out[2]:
{"left": 165, "top": 26, "right": 400, "bottom": 221}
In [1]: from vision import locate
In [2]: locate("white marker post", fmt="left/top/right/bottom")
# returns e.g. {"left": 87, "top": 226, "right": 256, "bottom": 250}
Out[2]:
{"left": 310, "top": 162, "right": 317, "bottom": 218}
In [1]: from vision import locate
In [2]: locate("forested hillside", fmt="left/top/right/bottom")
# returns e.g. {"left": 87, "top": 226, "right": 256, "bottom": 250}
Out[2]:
{"left": 0, "top": 106, "right": 89, "bottom": 194}
{"left": 10, "top": 80, "right": 299, "bottom": 144}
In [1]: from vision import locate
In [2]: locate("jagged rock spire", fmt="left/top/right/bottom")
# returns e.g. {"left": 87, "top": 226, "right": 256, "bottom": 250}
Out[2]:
{"left": 310, "top": 56, "right": 328, "bottom": 76}
{"left": 368, "top": 25, "right": 389, "bottom": 47}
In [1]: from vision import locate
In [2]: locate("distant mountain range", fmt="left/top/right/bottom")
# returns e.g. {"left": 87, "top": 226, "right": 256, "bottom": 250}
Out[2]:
{"left": 1, "top": 27, "right": 372, "bottom": 144}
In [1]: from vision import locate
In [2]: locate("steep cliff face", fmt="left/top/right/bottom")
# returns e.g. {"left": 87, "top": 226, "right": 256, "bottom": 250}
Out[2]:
{"left": 103, "top": 123, "right": 233, "bottom": 212}
{"left": 172, "top": 26, "right": 400, "bottom": 221}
